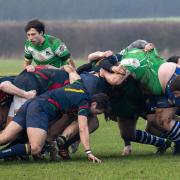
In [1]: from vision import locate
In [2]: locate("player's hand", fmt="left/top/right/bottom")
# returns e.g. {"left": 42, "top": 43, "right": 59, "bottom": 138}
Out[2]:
{"left": 99, "top": 50, "right": 113, "bottom": 58}
{"left": 25, "top": 90, "right": 37, "bottom": 99}
{"left": 26, "top": 65, "right": 35, "bottom": 72}
{"left": 63, "top": 65, "right": 76, "bottom": 73}
{"left": 144, "top": 43, "right": 155, "bottom": 52}
{"left": 111, "top": 66, "right": 126, "bottom": 75}
{"left": 115, "top": 65, "right": 126, "bottom": 75}
{"left": 87, "top": 153, "right": 102, "bottom": 163}
{"left": 103, "top": 50, "right": 113, "bottom": 57}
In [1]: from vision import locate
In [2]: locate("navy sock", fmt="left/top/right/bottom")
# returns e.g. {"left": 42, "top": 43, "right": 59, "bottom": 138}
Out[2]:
{"left": 0, "top": 143, "right": 29, "bottom": 159}
{"left": 134, "top": 130, "right": 165, "bottom": 147}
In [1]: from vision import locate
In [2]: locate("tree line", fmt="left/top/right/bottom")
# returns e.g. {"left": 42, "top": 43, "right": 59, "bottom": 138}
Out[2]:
{"left": 0, "top": 20, "right": 180, "bottom": 59}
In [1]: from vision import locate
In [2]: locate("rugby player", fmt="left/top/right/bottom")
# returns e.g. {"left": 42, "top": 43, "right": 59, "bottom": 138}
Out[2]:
{"left": 0, "top": 77, "right": 110, "bottom": 163}
{"left": 100, "top": 46, "right": 180, "bottom": 154}
{"left": 54, "top": 51, "right": 171, "bottom": 158}
{"left": 24, "top": 19, "right": 75, "bottom": 68}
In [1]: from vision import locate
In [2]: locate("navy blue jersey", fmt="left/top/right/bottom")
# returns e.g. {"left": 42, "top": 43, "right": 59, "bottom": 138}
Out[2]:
{"left": 80, "top": 72, "right": 108, "bottom": 96}
{"left": 13, "top": 68, "right": 69, "bottom": 95}
{"left": 40, "top": 80, "right": 91, "bottom": 117}
{"left": 98, "top": 54, "right": 121, "bottom": 72}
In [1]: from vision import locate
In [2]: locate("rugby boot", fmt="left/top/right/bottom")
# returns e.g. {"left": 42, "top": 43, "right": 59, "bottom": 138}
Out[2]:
{"left": 49, "top": 141, "right": 58, "bottom": 161}
{"left": 58, "top": 146, "right": 71, "bottom": 160}
{"left": 156, "top": 139, "right": 171, "bottom": 155}
{"left": 56, "top": 136, "right": 71, "bottom": 160}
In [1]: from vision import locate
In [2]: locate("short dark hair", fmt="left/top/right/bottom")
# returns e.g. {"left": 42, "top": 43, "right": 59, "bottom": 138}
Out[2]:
{"left": 91, "top": 93, "right": 111, "bottom": 113}
{"left": 25, "top": 19, "right": 45, "bottom": 34}
{"left": 167, "top": 56, "right": 180, "bottom": 64}
{"left": 170, "top": 76, "right": 180, "bottom": 92}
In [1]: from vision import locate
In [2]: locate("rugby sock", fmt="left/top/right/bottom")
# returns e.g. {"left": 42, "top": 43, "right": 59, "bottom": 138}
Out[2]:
{"left": 64, "top": 134, "right": 80, "bottom": 148}
{"left": 166, "top": 121, "right": 180, "bottom": 144}
{"left": 0, "top": 143, "right": 29, "bottom": 159}
{"left": 124, "top": 140, "right": 131, "bottom": 146}
{"left": 134, "top": 130, "right": 165, "bottom": 147}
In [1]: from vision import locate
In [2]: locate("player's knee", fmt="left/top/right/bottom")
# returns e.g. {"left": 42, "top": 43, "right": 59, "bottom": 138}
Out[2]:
{"left": 30, "top": 144, "right": 42, "bottom": 155}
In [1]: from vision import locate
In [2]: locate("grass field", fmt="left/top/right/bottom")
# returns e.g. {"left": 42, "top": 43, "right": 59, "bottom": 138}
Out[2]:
{"left": 0, "top": 59, "right": 180, "bottom": 180}
{"left": 0, "top": 59, "right": 85, "bottom": 75}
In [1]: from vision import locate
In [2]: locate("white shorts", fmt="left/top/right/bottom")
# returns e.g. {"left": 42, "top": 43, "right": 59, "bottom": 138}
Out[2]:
{"left": 8, "top": 96, "right": 27, "bottom": 117}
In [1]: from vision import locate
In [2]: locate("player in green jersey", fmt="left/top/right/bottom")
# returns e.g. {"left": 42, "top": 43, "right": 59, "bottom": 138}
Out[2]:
{"left": 24, "top": 19, "right": 75, "bottom": 69}
{"left": 99, "top": 45, "right": 180, "bottom": 154}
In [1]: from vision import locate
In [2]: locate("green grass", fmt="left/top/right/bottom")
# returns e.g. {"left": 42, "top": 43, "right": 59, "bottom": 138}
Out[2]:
{"left": 0, "top": 118, "right": 179, "bottom": 180}
{"left": 0, "top": 59, "right": 86, "bottom": 75}
{"left": 0, "top": 59, "right": 180, "bottom": 180}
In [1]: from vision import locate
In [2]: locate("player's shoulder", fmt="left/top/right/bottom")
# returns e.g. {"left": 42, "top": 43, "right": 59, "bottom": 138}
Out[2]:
{"left": 45, "top": 34, "right": 61, "bottom": 45}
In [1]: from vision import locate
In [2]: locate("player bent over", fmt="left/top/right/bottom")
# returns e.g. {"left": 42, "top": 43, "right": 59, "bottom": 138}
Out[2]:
{"left": 0, "top": 79, "right": 110, "bottom": 163}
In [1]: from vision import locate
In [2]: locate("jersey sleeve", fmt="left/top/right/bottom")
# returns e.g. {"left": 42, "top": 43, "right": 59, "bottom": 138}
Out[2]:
{"left": 98, "top": 55, "right": 119, "bottom": 72}
{"left": 78, "top": 100, "right": 91, "bottom": 117}
{"left": 120, "top": 58, "right": 141, "bottom": 73}
{"left": 76, "top": 62, "right": 93, "bottom": 74}
{"left": 53, "top": 39, "right": 71, "bottom": 61}
{"left": 24, "top": 42, "right": 33, "bottom": 61}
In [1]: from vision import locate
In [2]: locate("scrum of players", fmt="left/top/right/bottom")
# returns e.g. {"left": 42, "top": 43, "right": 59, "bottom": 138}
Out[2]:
{"left": 0, "top": 19, "right": 180, "bottom": 163}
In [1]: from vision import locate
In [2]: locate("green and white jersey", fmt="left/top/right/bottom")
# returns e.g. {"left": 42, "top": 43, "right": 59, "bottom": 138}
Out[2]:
{"left": 24, "top": 34, "right": 71, "bottom": 68}
{"left": 120, "top": 48, "right": 165, "bottom": 95}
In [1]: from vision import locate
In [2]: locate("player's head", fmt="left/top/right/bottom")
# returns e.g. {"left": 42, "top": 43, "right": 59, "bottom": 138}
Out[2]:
{"left": 90, "top": 93, "right": 111, "bottom": 115}
{"left": 167, "top": 56, "right": 180, "bottom": 64}
{"left": 25, "top": 19, "right": 45, "bottom": 45}
{"left": 170, "top": 76, "right": 180, "bottom": 97}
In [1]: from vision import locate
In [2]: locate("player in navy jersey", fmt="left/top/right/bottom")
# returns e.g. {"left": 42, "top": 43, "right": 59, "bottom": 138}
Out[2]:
{"left": 0, "top": 79, "right": 110, "bottom": 163}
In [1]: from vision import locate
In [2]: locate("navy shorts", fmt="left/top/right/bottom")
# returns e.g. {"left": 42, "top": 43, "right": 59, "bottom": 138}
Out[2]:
{"left": 13, "top": 99, "right": 60, "bottom": 131}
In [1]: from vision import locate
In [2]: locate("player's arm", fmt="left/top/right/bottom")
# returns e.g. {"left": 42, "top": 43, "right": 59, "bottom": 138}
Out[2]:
{"left": 23, "top": 58, "right": 32, "bottom": 69}
{"left": 63, "top": 65, "right": 81, "bottom": 83}
{"left": 100, "top": 67, "right": 130, "bottom": 85}
{"left": 78, "top": 115, "right": 101, "bottom": 163}
{"left": 54, "top": 39, "right": 76, "bottom": 68}
{"left": 76, "top": 62, "right": 94, "bottom": 74}
{"left": 24, "top": 43, "right": 33, "bottom": 69}
{"left": 88, "top": 50, "right": 113, "bottom": 62}
{"left": 66, "top": 57, "right": 76, "bottom": 68}
{"left": 98, "top": 55, "right": 121, "bottom": 73}
{"left": 0, "top": 81, "right": 36, "bottom": 99}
